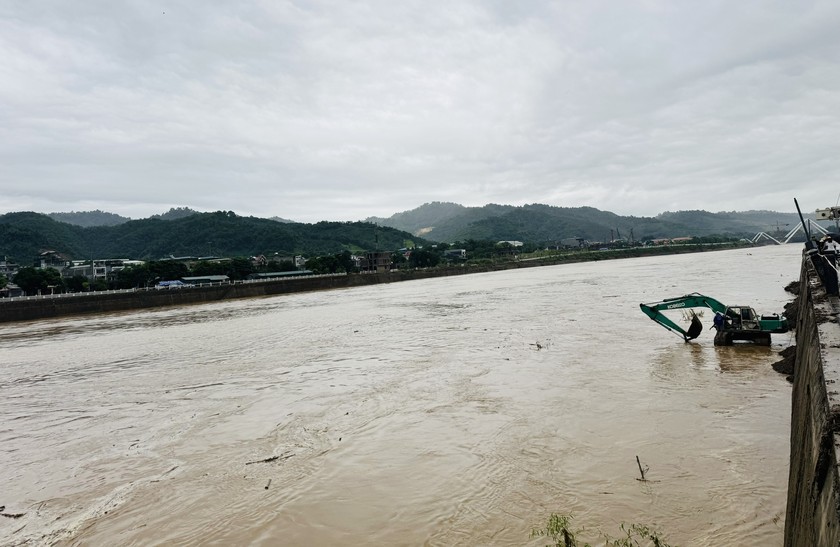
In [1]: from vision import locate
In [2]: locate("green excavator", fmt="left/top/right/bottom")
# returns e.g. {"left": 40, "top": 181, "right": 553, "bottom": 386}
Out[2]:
{"left": 639, "top": 293, "right": 789, "bottom": 346}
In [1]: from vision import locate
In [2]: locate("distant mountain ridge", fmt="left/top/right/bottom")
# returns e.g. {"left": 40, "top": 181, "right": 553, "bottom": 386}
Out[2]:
{"left": 148, "top": 207, "right": 200, "bottom": 221}
{"left": 4, "top": 202, "right": 813, "bottom": 264}
{"left": 366, "top": 202, "right": 808, "bottom": 243}
{"left": 48, "top": 210, "right": 130, "bottom": 227}
{"left": 47, "top": 207, "right": 297, "bottom": 227}
{"left": 45, "top": 203, "right": 808, "bottom": 241}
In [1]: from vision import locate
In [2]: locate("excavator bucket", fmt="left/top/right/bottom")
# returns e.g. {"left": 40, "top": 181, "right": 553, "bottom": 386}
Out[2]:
{"left": 685, "top": 314, "right": 703, "bottom": 340}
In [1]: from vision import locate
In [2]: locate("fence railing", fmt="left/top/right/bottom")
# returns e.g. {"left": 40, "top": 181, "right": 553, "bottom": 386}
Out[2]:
{"left": 0, "top": 272, "right": 348, "bottom": 303}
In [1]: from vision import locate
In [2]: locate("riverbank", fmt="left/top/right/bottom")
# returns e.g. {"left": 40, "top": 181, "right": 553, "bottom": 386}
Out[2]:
{"left": 784, "top": 250, "right": 840, "bottom": 544}
{"left": 0, "top": 242, "right": 749, "bottom": 323}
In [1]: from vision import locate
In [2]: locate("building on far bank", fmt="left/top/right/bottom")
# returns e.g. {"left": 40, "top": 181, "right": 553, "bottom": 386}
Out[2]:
{"left": 62, "top": 259, "right": 144, "bottom": 282}
{"left": 37, "top": 250, "right": 68, "bottom": 270}
{"left": 360, "top": 251, "right": 392, "bottom": 273}
{"left": 559, "top": 237, "right": 586, "bottom": 249}
{"left": 444, "top": 248, "right": 467, "bottom": 260}
{"left": 0, "top": 257, "right": 20, "bottom": 278}
{"left": 0, "top": 282, "right": 24, "bottom": 298}
{"left": 266, "top": 253, "right": 306, "bottom": 269}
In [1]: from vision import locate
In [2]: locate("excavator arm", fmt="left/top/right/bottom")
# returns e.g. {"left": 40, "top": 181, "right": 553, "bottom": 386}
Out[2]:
{"left": 639, "top": 293, "right": 728, "bottom": 342}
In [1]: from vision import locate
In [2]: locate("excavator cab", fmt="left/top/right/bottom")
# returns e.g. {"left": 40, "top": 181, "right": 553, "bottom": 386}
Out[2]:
{"left": 724, "top": 306, "right": 760, "bottom": 331}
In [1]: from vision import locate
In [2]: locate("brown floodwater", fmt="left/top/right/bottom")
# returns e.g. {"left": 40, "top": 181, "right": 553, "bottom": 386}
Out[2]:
{"left": 0, "top": 244, "right": 802, "bottom": 546}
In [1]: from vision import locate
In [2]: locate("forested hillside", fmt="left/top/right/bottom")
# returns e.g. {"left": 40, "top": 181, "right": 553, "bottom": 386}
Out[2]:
{"left": 0, "top": 211, "right": 419, "bottom": 263}
{"left": 3, "top": 202, "right": 813, "bottom": 265}
{"left": 368, "top": 202, "right": 808, "bottom": 242}
{"left": 48, "top": 210, "right": 130, "bottom": 227}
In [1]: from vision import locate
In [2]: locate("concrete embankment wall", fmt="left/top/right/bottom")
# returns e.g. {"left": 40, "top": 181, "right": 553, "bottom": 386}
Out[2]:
{"left": 0, "top": 266, "right": 507, "bottom": 323}
{"left": 0, "top": 271, "right": 409, "bottom": 323}
{"left": 785, "top": 256, "right": 840, "bottom": 545}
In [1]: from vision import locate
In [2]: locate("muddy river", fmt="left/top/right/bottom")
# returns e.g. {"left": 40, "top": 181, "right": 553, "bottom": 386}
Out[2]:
{"left": 0, "top": 244, "right": 802, "bottom": 545}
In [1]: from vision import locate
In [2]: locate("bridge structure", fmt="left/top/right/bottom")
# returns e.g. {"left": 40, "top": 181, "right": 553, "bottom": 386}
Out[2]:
{"left": 750, "top": 214, "right": 840, "bottom": 245}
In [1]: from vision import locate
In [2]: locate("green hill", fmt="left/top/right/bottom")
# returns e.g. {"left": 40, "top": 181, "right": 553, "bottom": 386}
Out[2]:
{"left": 0, "top": 211, "right": 420, "bottom": 263}
{"left": 48, "top": 210, "right": 131, "bottom": 227}
{"left": 1, "top": 203, "right": 814, "bottom": 265}
{"left": 368, "top": 202, "right": 807, "bottom": 243}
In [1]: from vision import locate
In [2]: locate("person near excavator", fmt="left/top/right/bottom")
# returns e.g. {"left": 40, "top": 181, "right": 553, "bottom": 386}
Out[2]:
{"left": 823, "top": 235, "right": 840, "bottom": 254}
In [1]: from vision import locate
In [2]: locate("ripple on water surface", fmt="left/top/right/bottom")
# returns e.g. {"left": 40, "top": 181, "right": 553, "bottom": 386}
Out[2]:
{"left": 0, "top": 244, "right": 801, "bottom": 545}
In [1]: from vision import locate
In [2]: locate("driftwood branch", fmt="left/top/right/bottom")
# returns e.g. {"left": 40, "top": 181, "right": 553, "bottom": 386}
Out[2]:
{"left": 636, "top": 455, "right": 648, "bottom": 482}
{"left": 245, "top": 452, "right": 294, "bottom": 466}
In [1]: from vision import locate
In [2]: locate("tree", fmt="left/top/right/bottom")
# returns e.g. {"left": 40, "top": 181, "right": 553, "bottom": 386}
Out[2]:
{"left": 149, "top": 260, "right": 189, "bottom": 281}
{"left": 13, "top": 267, "right": 64, "bottom": 295}
{"left": 306, "top": 251, "right": 358, "bottom": 274}
{"left": 225, "top": 257, "right": 256, "bottom": 280}
{"left": 190, "top": 260, "right": 224, "bottom": 277}
{"left": 0, "top": 273, "right": 7, "bottom": 290}
{"left": 265, "top": 259, "right": 298, "bottom": 272}
{"left": 391, "top": 251, "right": 407, "bottom": 269}
{"left": 190, "top": 257, "right": 254, "bottom": 280}
{"left": 91, "top": 278, "right": 108, "bottom": 291}
{"left": 336, "top": 250, "right": 356, "bottom": 273}
{"left": 453, "top": 239, "right": 498, "bottom": 259}
{"left": 114, "top": 260, "right": 188, "bottom": 287}
{"left": 65, "top": 275, "right": 89, "bottom": 292}
{"left": 307, "top": 255, "right": 340, "bottom": 274}
{"left": 409, "top": 249, "right": 440, "bottom": 268}
{"left": 114, "top": 264, "right": 154, "bottom": 289}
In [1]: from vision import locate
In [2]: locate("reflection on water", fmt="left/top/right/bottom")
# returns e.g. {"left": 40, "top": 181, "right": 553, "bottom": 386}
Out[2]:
{"left": 0, "top": 245, "right": 801, "bottom": 546}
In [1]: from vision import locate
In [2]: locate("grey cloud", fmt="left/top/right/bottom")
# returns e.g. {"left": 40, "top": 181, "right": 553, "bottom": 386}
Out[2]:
{"left": 1, "top": 1, "right": 839, "bottom": 222}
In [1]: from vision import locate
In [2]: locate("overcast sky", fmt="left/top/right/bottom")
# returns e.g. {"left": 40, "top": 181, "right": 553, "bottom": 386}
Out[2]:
{"left": 2, "top": 1, "right": 839, "bottom": 223}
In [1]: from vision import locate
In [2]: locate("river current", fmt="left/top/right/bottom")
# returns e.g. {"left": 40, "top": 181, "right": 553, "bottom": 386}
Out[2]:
{"left": 0, "top": 244, "right": 802, "bottom": 546}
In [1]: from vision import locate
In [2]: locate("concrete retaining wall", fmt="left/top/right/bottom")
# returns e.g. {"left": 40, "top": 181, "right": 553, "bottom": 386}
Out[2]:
{"left": 0, "top": 266, "right": 504, "bottom": 323}
{"left": 785, "top": 256, "right": 840, "bottom": 545}
{"left": 0, "top": 272, "right": 397, "bottom": 323}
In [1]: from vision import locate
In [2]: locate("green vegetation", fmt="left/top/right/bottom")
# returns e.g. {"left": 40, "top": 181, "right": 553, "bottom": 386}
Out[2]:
{"left": 113, "top": 261, "right": 191, "bottom": 288}
{"left": 148, "top": 207, "right": 200, "bottom": 221}
{"left": 12, "top": 267, "right": 63, "bottom": 295}
{"left": 306, "top": 250, "right": 356, "bottom": 274}
{"left": 47, "top": 207, "right": 204, "bottom": 226}
{"left": 48, "top": 209, "right": 131, "bottom": 227}
{"left": 0, "top": 211, "right": 423, "bottom": 264}
{"left": 531, "top": 513, "right": 673, "bottom": 547}
{"left": 190, "top": 257, "right": 256, "bottom": 280}
{"left": 408, "top": 248, "right": 440, "bottom": 268}
{"left": 2, "top": 220, "right": 748, "bottom": 296}
{"left": 0, "top": 204, "right": 773, "bottom": 298}
{"left": 64, "top": 275, "right": 92, "bottom": 293}
{"left": 0, "top": 205, "right": 801, "bottom": 267}
{"left": 367, "top": 201, "right": 807, "bottom": 244}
